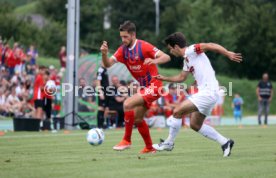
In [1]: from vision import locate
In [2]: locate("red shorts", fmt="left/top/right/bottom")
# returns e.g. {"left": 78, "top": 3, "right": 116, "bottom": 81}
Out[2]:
{"left": 139, "top": 80, "right": 163, "bottom": 109}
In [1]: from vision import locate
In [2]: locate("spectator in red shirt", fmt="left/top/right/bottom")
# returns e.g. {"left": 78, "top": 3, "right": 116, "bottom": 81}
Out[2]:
{"left": 4, "top": 44, "right": 16, "bottom": 77}
{"left": 0, "top": 40, "right": 3, "bottom": 66}
{"left": 33, "top": 66, "right": 46, "bottom": 119}
{"left": 59, "top": 46, "right": 66, "bottom": 68}
{"left": 14, "top": 45, "right": 26, "bottom": 75}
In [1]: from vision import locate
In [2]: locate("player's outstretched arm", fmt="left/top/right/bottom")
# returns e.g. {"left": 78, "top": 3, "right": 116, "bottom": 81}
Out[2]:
{"left": 200, "top": 43, "right": 243, "bottom": 63}
{"left": 100, "top": 41, "right": 116, "bottom": 68}
{"left": 154, "top": 71, "right": 189, "bottom": 83}
{"left": 144, "top": 51, "right": 170, "bottom": 65}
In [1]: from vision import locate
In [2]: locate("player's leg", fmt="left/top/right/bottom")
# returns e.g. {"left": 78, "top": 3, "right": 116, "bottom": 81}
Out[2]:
{"left": 258, "top": 100, "right": 263, "bottom": 125}
{"left": 113, "top": 93, "right": 144, "bottom": 150}
{"left": 190, "top": 112, "right": 234, "bottom": 157}
{"left": 35, "top": 100, "right": 44, "bottom": 119}
{"left": 135, "top": 105, "right": 156, "bottom": 153}
{"left": 153, "top": 99, "right": 196, "bottom": 151}
{"left": 97, "top": 95, "right": 108, "bottom": 129}
{"left": 97, "top": 105, "right": 105, "bottom": 129}
{"left": 234, "top": 111, "right": 238, "bottom": 124}
{"left": 264, "top": 100, "right": 269, "bottom": 125}
{"left": 42, "top": 98, "right": 52, "bottom": 130}
{"left": 238, "top": 111, "right": 242, "bottom": 128}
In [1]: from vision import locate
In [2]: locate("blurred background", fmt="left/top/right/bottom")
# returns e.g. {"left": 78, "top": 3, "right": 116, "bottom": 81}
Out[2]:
{"left": 0, "top": 0, "right": 275, "bottom": 129}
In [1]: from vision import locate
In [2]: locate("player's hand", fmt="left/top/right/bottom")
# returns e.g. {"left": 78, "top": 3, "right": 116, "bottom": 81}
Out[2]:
{"left": 227, "top": 51, "right": 243, "bottom": 63}
{"left": 100, "top": 41, "right": 109, "bottom": 55}
{"left": 153, "top": 74, "right": 166, "bottom": 81}
{"left": 100, "top": 94, "right": 105, "bottom": 100}
{"left": 258, "top": 96, "right": 262, "bottom": 101}
{"left": 143, "top": 58, "right": 156, "bottom": 65}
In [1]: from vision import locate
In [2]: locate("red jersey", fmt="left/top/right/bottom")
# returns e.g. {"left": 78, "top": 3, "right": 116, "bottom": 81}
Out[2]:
{"left": 164, "top": 94, "right": 177, "bottom": 104}
{"left": 33, "top": 74, "right": 45, "bottom": 100}
{"left": 14, "top": 48, "right": 26, "bottom": 65}
{"left": 5, "top": 48, "right": 16, "bottom": 67}
{"left": 112, "top": 39, "right": 160, "bottom": 87}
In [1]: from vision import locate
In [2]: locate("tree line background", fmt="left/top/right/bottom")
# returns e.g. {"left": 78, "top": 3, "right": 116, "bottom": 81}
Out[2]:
{"left": 0, "top": 0, "right": 275, "bottom": 80}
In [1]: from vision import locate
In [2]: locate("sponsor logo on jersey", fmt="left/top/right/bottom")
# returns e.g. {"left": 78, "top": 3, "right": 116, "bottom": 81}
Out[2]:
{"left": 130, "top": 65, "right": 142, "bottom": 71}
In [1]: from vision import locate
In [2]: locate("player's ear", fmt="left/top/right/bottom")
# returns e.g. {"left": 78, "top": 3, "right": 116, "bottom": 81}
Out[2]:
{"left": 174, "top": 44, "right": 180, "bottom": 50}
{"left": 131, "top": 32, "right": 136, "bottom": 38}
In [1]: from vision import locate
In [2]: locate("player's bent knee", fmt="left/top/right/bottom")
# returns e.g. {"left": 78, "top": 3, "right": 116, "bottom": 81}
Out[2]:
{"left": 190, "top": 123, "right": 201, "bottom": 131}
{"left": 134, "top": 118, "right": 143, "bottom": 125}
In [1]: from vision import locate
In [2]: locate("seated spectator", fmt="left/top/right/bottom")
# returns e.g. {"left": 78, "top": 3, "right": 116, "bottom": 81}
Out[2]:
{"left": 20, "top": 97, "right": 35, "bottom": 118}
{"left": 78, "top": 78, "right": 95, "bottom": 112}
{"left": 0, "top": 88, "right": 11, "bottom": 115}
{"left": 106, "top": 76, "right": 127, "bottom": 127}
{"left": 163, "top": 83, "right": 184, "bottom": 118}
{"left": 6, "top": 86, "right": 23, "bottom": 116}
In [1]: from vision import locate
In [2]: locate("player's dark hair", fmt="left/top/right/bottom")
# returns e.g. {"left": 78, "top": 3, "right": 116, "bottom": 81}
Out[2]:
{"left": 119, "top": 20, "right": 136, "bottom": 33}
{"left": 39, "top": 65, "right": 46, "bottom": 70}
{"left": 44, "top": 70, "right": 50, "bottom": 76}
{"left": 164, "top": 32, "right": 187, "bottom": 48}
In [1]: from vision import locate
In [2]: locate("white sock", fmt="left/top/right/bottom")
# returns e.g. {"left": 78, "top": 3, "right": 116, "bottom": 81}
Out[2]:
{"left": 165, "top": 116, "right": 182, "bottom": 144}
{"left": 198, "top": 124, "right": 228, "bottom": 145}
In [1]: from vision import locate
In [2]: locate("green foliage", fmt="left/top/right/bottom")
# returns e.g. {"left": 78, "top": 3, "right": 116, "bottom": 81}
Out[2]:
{"left": 0, "top": 10, "right": 65, "bottom": 57}
{"left": 36, "top": 21, "right": 66, "bottom": 57}
{"left": 0, "top": 1, "right": 15, "bottom": 14}
{"left": 0, "top": 13, "right": 38, "bottom": 44}
{"left": 14, "top": 1, "right": 38, "bottom": 15}
{"left": 38, "top": 56, "right": 60, "bottom": 69}
{"left": 228, "top": 0, "right": 276, "bottom": 80}
{"left": 37, "top": 0, "right": 67, "bottom": 22}
{"left": 1, "top": 0, "right": 35, "bottom": 7}
{"left": 2, "top": 0, "right": 276, "bottom": 80}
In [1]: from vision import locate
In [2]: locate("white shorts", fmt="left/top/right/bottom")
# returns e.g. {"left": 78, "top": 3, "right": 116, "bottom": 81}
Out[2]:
{"left": 188, "top": 89, "right": 219, "bottom": 116}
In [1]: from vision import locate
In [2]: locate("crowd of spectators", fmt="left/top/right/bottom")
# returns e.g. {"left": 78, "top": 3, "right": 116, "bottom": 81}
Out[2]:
{"left": 0, "top": 38, "right": 64, "bottom": 130}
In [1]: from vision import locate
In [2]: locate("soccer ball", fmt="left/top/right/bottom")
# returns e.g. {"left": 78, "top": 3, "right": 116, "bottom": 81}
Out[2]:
{"left": 46, "top": 80, "right": 56, "bottom": 90}
{"left": 44, "top": 80, "right": 57, "bottom": 96}
{"left": 86, "top": 128, "right": 105, "bottom": 146}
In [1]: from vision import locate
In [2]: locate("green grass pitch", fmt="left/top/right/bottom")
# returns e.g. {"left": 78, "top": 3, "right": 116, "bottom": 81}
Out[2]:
{"left": 1, "top": 126, "right": 276, "bottom": 178}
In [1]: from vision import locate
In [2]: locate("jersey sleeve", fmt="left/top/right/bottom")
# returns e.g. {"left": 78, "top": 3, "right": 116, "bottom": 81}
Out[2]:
{"left": 185, "top": 44, "right": 203, "bottom": 57}
{"left": 142, "top": 42, "right": 160, "bottom": 59}
{"left": 111, "top": 46, "right": 124, "bottom": 63}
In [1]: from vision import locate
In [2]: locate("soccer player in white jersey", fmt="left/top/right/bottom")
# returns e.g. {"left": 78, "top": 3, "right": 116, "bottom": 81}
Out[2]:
{"left": 153, "top": 32, "right": 242, "bottom": 157}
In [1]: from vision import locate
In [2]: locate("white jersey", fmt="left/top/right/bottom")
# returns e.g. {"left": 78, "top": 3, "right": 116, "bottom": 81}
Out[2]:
{"left": 183, "top": 44, "right": 219, "bottom": 91}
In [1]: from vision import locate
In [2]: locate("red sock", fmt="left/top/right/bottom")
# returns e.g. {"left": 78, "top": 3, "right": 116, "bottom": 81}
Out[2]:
{"left": 136, "top": 120, "right": 153, "bottom": 149}
{"left": 123, "top": 110, "right": 135, "bottom": 142}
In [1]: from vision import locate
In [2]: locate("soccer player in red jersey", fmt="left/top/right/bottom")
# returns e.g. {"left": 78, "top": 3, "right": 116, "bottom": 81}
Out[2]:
{"left": 100, "top": 21, "right": 170, "bottom": 153}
